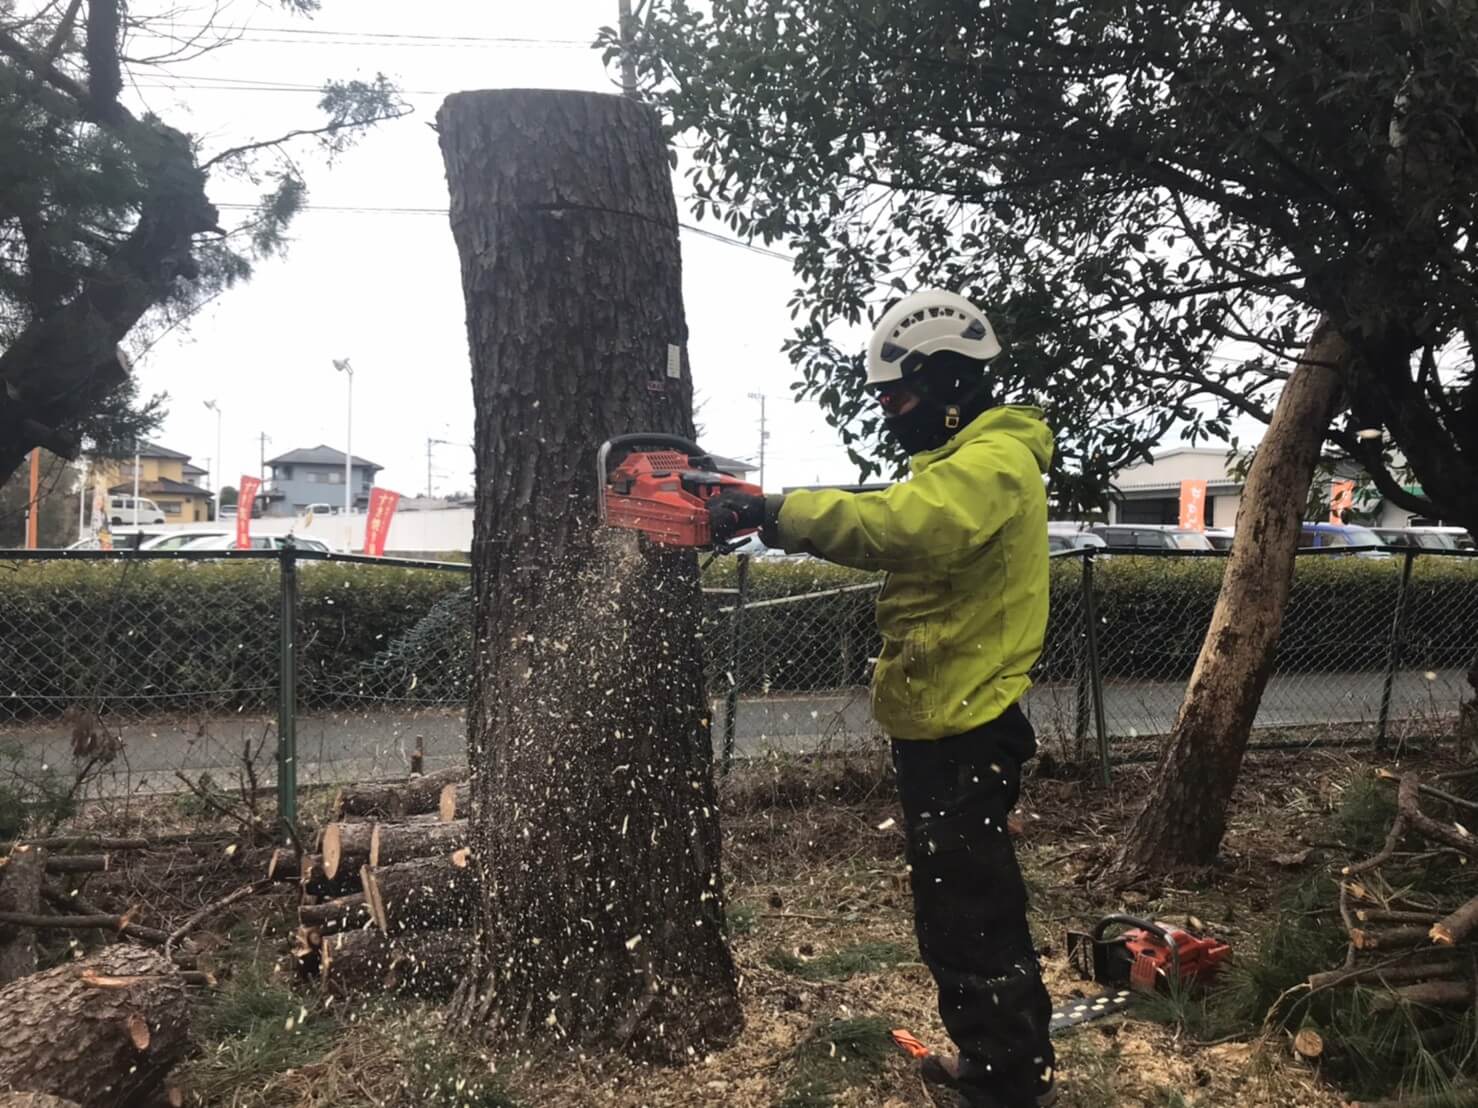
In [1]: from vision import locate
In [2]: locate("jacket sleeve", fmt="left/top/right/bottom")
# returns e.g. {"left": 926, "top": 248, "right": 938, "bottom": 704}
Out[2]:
{"left": 768, "top": 439, "right": 1034, "bottom": 573}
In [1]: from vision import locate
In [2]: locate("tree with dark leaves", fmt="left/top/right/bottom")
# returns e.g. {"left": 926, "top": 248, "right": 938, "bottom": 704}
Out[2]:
{"left": 617, "top": 0, "right": 1478, "bottom": 872}
{"left": 0, "top": 0, "right": 407, "bottom": 485}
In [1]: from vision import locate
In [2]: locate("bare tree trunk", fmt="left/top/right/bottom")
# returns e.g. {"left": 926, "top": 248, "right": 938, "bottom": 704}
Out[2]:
{"left": 437, "top": 89, "right": 740, "bottom": 1059}
{"left": 1108, "top": 324, "right": 1349, "bottom": 877}
{"left": 0, "top": 844, "right": 44, "bottom": 983}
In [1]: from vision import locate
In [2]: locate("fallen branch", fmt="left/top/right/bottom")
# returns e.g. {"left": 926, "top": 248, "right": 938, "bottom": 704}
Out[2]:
{"left": 0, "top": 836, "right": 149, "bottom": 852}
{"left": 1368, "top": 979, "right": 1476, "bottom": 1010}
{"left": 164, "top": 880, "right": 272, "bottom": 959}
{"left": 43, "top": 854, "right": 110, "bottom": 874}
{"left": 1430, "top": 892, "right": 1478, "bottom": 947}
{"left": 172, "top": 771, "right": 263, "bottom": 837}
{"left": 40, "top": 888, "right": 170, "bottom": 946}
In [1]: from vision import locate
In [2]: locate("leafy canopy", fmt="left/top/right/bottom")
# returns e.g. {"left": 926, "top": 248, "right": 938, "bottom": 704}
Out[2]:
{"left": 620, "top": 0, "right": 1478, "bottom": 521}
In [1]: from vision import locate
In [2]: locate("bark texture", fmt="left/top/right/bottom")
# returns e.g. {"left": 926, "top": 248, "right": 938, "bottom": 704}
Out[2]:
{"left": 0, "top": 845, "right": 44, "bottom": 983}
{"left": 1111, "top": 325, "right": 1348, "bottom": 875}
{"left": 369, "top": 819, "right": 466, "bottom": 868}
{"left": 362, "top": 854, "right": 475, "bottom": 935}
{"left": 0, "top": 945, "right": 190, "bottom": 1107}
{"left": 332, "top": 767, "right": 465, "bottom": 820}
{"left": 438, "top": 88, "right": 740, "bottom": 1059}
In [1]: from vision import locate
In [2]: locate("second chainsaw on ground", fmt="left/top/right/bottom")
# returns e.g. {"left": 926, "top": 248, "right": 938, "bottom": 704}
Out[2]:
{"left": 597, "top": 433, "right": 763, "bottom": 550}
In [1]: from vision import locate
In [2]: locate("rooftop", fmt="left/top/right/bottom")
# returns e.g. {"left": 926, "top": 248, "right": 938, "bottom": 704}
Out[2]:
{"left": 266, "top": 444, "right": 382, "bottom": 470}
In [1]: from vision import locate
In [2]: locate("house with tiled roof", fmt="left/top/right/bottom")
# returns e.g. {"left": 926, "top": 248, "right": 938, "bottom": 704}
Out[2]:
{"left": 263, "top": 445, "right": 382, "bottom": 516}
{"left": 93, "top": 442, "right": 216, "bottom": 523}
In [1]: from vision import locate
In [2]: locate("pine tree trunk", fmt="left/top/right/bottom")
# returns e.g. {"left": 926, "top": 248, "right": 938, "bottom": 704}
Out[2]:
{"left": 1109, "top": 323, "right": 1348, "bottom": 877}
{"left": 0, "top": 844, "right": 44, "bottom": 983}
{"left": 437, "top": 88, "right": 741, "bottom": 1059}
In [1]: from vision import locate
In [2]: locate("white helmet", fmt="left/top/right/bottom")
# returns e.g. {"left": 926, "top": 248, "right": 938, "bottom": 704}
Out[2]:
{"left": 865, "top": 288, "right": 1001, "bottom": 386}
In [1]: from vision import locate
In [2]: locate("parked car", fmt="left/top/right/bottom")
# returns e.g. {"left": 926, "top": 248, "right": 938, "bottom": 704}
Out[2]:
{"left": 1204, "top": 527, "right": 1235, "bottom": 551}
{"left": 1403, "top": 526, "right": 1475, "bottom": 551}
{"left": 1298, "top": 522, "right": 1390, "bottom": 557}
{"left": 1090, "top": 524, "right": 1216, "bottom": 552}
{"left": 137, "top": 531, "right": 230, "bottom": 552}
{"left": 1048, "top": 532, "right": 1107, "bottom": 554}
{"left": 175, "top": 533, "right": 333, "bottom": 554}
{"left": 106, "top": 494, "right": 166, "bottom": 525}
{"left": 66, "top": 529, "right": 167, "bottom": 551}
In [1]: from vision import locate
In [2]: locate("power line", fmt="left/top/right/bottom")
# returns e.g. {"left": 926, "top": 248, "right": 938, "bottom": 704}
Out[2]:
{"left": 212, "top": 202, "right": 794, "bottom": 262}
{"left": 129, "top": 23, "right": 589, "bottom": 48}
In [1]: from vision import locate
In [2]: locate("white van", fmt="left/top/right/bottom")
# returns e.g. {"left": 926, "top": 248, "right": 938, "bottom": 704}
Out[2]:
{"left": 107, "top": 495, "right": 166, "bottom": 525}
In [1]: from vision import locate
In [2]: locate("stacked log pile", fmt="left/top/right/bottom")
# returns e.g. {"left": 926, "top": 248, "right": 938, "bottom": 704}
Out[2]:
{"left": 277, "top": 767, "right": 476, "bottom": 999}
{"left": 1302, "top": 768, "right": 1478, "bottom": 1107}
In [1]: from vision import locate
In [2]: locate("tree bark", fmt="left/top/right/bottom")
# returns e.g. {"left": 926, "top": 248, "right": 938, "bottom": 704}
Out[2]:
{"left": 331, "top": 767, "right": 465, "bottom": 820}
{"left": 1109, "top": 323, "right": 1348, "bottom": 876}
{"left": 319, "top": 930, "right": 473, "bottom": 1000}
{"left": 298, "top": 892, "right": 371, "bottom": 934}
{"left": 369, "top": 819, "right": 466, "bottom": 868}
{"left": 0, "top": 845, "right": 44, "bottom": 983}
{"left": 320, "top": 823, "right": 375, "bottom": 881}
{"left": 0, "top": 945, "right": 190, "bottom": 1107}
{"left": 361, "top": 853, "right": 475, "bottom": 935}
{"left": 437, "top": 88, "right": 740, "bottom": 1059}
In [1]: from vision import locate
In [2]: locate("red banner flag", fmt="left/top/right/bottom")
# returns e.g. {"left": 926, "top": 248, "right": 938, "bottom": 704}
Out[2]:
{"left": 237, "top": 475, "right": 261, "bottom": 549}
{"left": 1178, "top": 479, "right": 1208, "bottom": 531}
{"left": 1329, "top": 479, "right": 1356, "bottom": 524}
{"left": 363, "top": 487, "right": 400, "bottom": 556}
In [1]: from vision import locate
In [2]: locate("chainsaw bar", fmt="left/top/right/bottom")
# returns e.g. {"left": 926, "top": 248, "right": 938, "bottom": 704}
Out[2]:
{"left": 1047, "top": 988, "right": 1134, "bottom": 1033}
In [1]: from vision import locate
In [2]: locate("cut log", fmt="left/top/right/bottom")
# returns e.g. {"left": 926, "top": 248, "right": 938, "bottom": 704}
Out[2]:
{"left": 266, "top": 848, "right": 302, "bottom": 882}
{"left": 0, "top": 836, "right": 149, "bottom": 853}
{"left": 1353, "top": 908, "right": 1441, "bottom": 926}
{"left": 299, "top": 893, "right": 371, "bottom": 934}
{"left": 439, "top": 782, "right": 469, "bottom": 822}
{"left": 321, "top": 822, "right": 376, "bottom": 881}
{"left": 319, "top": 929, "right": 473, "bottom": 999}
{"left": 0, "top": 844, "right": 44, "bottom": 983}
{"left": 1430, "top": 892, "right": 1478, "bottom": 946}
{"left": 0, "top": 945, "right": 190, "bottom": 1108}
{"left": 39, "top": 889, "right": 170, "bottom": 947}
{"left": 1293, "top": 1028, "right": 1324, "bottom": 1063}
{"left": 361, "top": 851, "right": 475, "bottom": 935}
{"left": 332, "top": 767, "right": 467, "bottom": 820}
{"left": 369, "top": 819, "right": 467, "bottom": 869}
{"left": 1349, "top": 925, "right": 1433, "bottom": 951}
{"left": 1369, "top": 979, "right": 1475, "bottom": 1010}
{"left": 300, "top": 854, "right": 361, "bottom": 899}
{"left": 1308, "top": 958, "right": 1465, "bottom": 991}
{"left": 43, "top": 854, "right": 110, "bottom": 875}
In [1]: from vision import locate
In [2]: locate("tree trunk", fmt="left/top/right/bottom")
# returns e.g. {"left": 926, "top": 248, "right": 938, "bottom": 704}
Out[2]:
{"left": 437, "top": 88, "right": 740, "bottom": 1060}
{"left": 369, "top": 819, "right": 466, "bottom": 868}
{"left": 0, "top": 945, "right": 190, "bottom": 1107}
{"left": 298, "top": 892, "right": 371, "bottom": 934}
{"left": 361, "top": 852, "right": 475, "bottom": 935}
{"left": 319, "top": 930, "right": 473, "bottom": 1000}
{"left": 320, "top": 822, "right": 375, "bottom": 881}
{"left": 0, "top": 845, "right": 44, "bottom": 983}
{"left": 1109, "top": 324, "right": 1348, "bottom": 877}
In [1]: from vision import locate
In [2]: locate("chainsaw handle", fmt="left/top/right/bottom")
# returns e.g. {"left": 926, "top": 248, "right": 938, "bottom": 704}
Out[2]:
{"left": 1091, "top": 914, "right": 1182, "bottom": 983}
{"left": 600, "top": 433, "right": 705, "bottom": 473}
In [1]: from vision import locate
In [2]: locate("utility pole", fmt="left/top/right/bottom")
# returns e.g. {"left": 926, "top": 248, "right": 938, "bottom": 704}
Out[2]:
{"left": 259, "top": 432, "right": 270, "bottom": 483}
{"left": 25, "top": 448, "right": 39, "bottom": 548}
{"left": 747, "top": 391, "right": 768, "bottom": 489}
{"left": 332, "top": 358, "right": 354, "bottom": 520}
{"left": 617, "top": 0, "right": 637, "bottom": 97}
{"left": 204, "top": 400, "right": 222, "bottom": 520}
{"left": 427, "top": 437, "right": 434, "bottom": 499}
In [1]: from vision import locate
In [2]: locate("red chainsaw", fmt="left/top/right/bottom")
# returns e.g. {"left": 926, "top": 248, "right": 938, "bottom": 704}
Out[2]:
{"left": 597, "top": 433, "right": 763, "bottom": 550}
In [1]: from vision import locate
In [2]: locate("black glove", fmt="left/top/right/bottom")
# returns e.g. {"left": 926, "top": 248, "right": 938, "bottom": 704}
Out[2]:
{"left": 707, "top": 489, "right": 767, "bottom": 543}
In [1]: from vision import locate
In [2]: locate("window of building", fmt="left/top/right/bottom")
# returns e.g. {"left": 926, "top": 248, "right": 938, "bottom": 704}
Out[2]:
{"left": 327, "top": 471, "right": 343, "bottom": 484}
{"left": 304, "top": 471, "right": 322, "bottom": 483}
{"left": 277, "top": 465, "right": 293, "bottom": 480}
{"left": 162, "top": 501, "right": 181, "bottom": 515}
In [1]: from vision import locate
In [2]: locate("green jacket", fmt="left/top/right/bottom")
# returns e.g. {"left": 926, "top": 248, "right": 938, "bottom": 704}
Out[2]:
{"left": 768, "top": 406, "right": 1054, "bottom": 740}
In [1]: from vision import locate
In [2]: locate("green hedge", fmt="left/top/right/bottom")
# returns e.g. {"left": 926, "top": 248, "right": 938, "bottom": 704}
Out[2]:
{"left": 0, "top": 560, "right": 468, "bottom": 719}
{"left": 0, "top": 553, "right": 1473, "bottom": 720}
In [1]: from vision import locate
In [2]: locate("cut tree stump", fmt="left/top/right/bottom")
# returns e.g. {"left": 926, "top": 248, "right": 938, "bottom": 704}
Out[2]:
{"left": 361, "top": 851, "right": 475, "bottom": 935}
{"left": 369, "top": 819, "right": 466, "bottom": 868}
{"left": 0, "top": 845, "right": 44, "bottom": 983}
{"left": 319, "top": 930, "right": 473, "bottom": 999}
{"left": 0, "top": 945, "right": 190, "bottom": 1107}
{"left": 320, "top": 823, "right": 376, "bottom": 881}
{"left": 1293, "top": 1028, "right": 1324, "bottom": 1063}
{"left": 332, "top": 767, "right": 466, "bottom": 820}
{"left": 300, "top": 854, "right": 361, "bottom": 899}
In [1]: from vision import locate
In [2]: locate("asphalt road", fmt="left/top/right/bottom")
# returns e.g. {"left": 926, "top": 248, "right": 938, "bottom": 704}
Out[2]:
{"left": 2, "top": 668, "right": 1466, "bottom": 794}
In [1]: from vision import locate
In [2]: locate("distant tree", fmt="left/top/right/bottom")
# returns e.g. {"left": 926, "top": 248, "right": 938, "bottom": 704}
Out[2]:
{"left": 0, "top": 450, "right": 78, "bottom": 547}
{"left": 0, "top": 0, "right": 407, "bottom": 486}
{"left": 219, "top": 485, "right": 238, "bottom": 507}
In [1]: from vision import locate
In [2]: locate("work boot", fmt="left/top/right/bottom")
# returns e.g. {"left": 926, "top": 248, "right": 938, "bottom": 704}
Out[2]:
{"left": 919, "top": 1054, "right": 1057, "bottom": 1108}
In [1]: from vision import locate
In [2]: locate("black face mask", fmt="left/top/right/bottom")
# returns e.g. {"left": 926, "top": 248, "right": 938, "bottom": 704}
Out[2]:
{"left": 882, "top": 400, "right": 963, "bottom": 456}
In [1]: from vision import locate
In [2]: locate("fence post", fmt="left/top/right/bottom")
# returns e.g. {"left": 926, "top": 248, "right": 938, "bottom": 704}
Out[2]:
{"left": 277, "top": 543, "right": 299, "bottom": 836}
{"left": 1074, "top": 555, "right": 1091, "bottom": 755}
{"left": 721, "top": 553, "right": 751, "bottom": 775}
{"left": 1375, "top": 548, "right": 1417, "bottom": 751}
{"left": 1081, "top": 551, "right": 1111, "bottom": 787}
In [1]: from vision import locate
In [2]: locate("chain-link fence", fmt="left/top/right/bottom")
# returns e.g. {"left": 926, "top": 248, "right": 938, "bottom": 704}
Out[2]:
{"left": 0, "top": 545, "right": 1474, "bottom": 832}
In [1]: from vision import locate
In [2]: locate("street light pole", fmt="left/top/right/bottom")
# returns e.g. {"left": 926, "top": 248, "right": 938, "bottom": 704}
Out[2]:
{"left": 204, "top": 400, "right": 222, "bottom": 520}
{"left": 747, "top": 391, "right": 768, "bottom": 489}
{"left": 332, "top": 358, "right": 354, "bottom": 525}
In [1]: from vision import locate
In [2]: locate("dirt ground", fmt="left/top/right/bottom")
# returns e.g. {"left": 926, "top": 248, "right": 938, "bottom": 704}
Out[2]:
{"left": 143, "top": 741, "right": 1462, "bottom": 1108}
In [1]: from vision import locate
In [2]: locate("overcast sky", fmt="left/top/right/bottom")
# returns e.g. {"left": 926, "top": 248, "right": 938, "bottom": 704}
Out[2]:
{"left": 120, "top": 0, "right": 856, "bottom": 499}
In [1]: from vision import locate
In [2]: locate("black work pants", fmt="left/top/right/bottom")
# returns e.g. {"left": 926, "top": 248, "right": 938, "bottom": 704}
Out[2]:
{"left": 891, "top": 705, "right": 1054, "bottom": 1108}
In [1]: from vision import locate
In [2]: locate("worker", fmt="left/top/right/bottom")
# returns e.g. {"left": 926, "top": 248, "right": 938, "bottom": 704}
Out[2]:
{"left": 708, "top": 288, "right": 1056, "bottom": 1108}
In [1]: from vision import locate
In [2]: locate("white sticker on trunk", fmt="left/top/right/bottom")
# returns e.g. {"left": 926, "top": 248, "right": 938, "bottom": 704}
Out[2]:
{"left": 666, "top": 344, "right": 682, "bottom": 378}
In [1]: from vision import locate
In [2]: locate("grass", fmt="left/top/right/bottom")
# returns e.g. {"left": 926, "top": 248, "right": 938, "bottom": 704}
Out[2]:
{"left": 776, "top": 1016, "right": 895, "bottom": 1108}
{"left": 764, "top": 939, "right": 915, "bottom": 981}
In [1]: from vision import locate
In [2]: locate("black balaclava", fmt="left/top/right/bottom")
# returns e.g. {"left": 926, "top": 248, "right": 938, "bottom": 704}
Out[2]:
{"left": 878, "top": 349, "right": 996, "bottom": 456}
